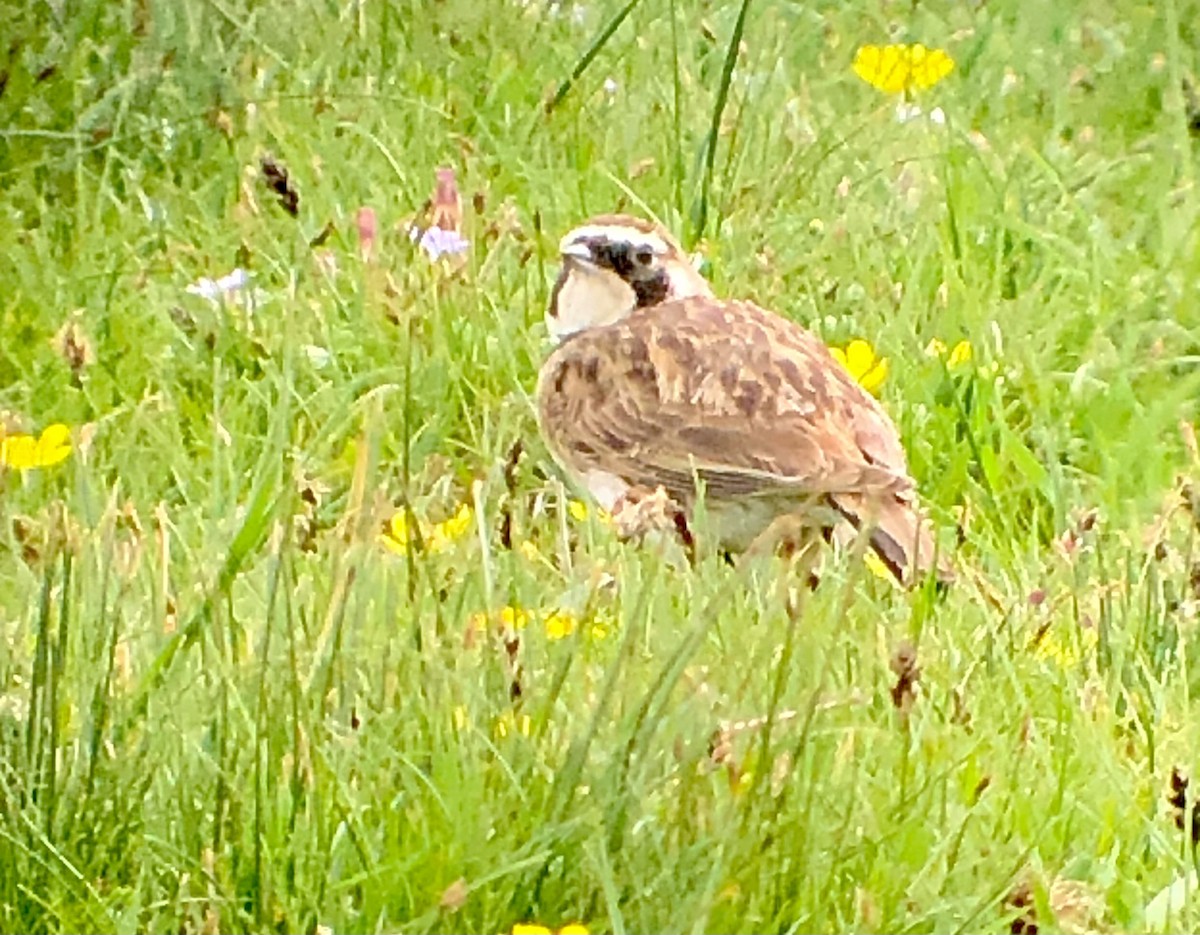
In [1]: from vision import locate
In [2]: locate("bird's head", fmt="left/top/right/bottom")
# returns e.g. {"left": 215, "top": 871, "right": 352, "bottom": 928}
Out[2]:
{"left": 546, "top": 214, "right": 713, "bottom": 342}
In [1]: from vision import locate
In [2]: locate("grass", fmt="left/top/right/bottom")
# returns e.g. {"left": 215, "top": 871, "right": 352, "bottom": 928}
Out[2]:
{"left": 3, "top": 0, "right": 1200, "bottom": 931}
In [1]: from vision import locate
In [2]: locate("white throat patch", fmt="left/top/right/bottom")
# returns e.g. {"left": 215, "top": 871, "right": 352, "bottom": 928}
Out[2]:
{"left": 547, "top": 262, "right": 636, "bottom": 342}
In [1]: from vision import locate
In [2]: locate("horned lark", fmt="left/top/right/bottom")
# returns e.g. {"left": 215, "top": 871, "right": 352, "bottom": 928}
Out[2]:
{"left": 535, "top": 213, "right": 944, "bottom": 585}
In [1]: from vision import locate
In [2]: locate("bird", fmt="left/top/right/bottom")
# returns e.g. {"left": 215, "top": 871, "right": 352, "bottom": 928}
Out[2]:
{"left": 535, "top": 213, "right": 946, "bottom": 586}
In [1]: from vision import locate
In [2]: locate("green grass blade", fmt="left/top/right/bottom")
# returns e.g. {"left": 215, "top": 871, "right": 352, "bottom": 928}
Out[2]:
{"left": 543, "top": 0, "right": 645, "bottom": 114}
{"left": 689, "top": 0, "right": 753, "bottom": 244}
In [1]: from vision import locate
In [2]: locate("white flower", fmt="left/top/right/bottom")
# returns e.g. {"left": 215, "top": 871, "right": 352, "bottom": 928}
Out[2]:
{"left": 409, "top": 226, "right": 469, "bottom": 261}
{"left": 895, "top": 100, "right": 923, "bottom": 123}
{"left": 603, "top": 77, "right": 618, "bottom": 96}
{"left": 968, "top": 129, "right": 992, "bottom": 152}
{"left": 186, "top": 268, "right": 252, "bottom": 304}
{"left": 159, "top": 118, "right": 177, "bottom": 152}
{"left": 894, "top": 100, "right": 947, "bottom": 126}
{"left": 303, "top": 345, "right": 332, "bottom": 369}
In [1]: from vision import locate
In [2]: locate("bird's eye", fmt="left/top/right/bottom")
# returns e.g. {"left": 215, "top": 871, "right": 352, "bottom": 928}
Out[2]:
{"left": 634, "top": 249, "right": 653, "bottom": 265}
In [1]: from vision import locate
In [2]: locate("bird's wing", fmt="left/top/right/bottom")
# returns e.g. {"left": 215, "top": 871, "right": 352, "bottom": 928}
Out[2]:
{"left": 536, "top": 296, "right": 915, "bottom": 506}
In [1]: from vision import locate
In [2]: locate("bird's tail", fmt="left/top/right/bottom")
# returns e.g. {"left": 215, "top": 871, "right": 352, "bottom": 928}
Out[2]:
{"left": 829, "top": 491, "right": 954, "bottom": 588}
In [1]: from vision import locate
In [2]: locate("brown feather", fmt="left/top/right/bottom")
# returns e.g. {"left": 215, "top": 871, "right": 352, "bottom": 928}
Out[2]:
{"left": 537, "top": 295, "right": 943, "bottom": 584}
{"left": 828, "top": 491, "right": 950, "bottom": 585}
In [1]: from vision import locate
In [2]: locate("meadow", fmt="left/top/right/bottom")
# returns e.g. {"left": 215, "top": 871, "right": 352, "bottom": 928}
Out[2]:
{"left": 3, "top": 0, "right": 1200, "bottom": 931}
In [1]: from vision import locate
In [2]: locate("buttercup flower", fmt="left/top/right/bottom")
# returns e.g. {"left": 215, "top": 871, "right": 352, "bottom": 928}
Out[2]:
{"left": 381, "top": 511, "right": 416, "bottom": 552}
{"left": 499, "top": 605, "right": 529, "bottom": 630}
{"left": 568, "top": 499, "right": 612, "bottom": 525}
{"left": 426, "top": 503, "right": 472, "bottom": 551}
{"left": 1033, "top": 626, "right": 1097, "bottom": 670}
{"left": 0, "top": 424, "right": 72, "bottom": 471}
{"left": 864, "top": 551, "right": 899, "bottom": 584}
{"left": 379, "top": 503, "right": 472, "bottom": 555}
{"left": 468, "top": 605, "right": 531, "bottom": 635}
{"left": 542, "top": 610, "right": 577, "bottom": 640}
{"left": 469, "top": 605, "right": 607, "bottom": 641}
{"left": 853, "top": 43, "right": 955, "bottom": 94}
{"left": 519, "top": 540, "right": 545, "bottom": 563}
{"left": 925, "top": 338, "right": 973, "bottom": 369}
{"left": 512, "top": 925, "right": 588, "bottom": 935}
{"left": 829, "top": 339, "right": 889, "bottom": 395}
{"left": 494, "top": 711, "right": 532, "bottom": 738}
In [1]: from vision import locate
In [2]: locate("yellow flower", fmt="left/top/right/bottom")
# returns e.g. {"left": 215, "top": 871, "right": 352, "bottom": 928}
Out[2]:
{"left": 519, "top": 540, "right": 544, "bottom": 563}
{"left": 472, "top": 606, "right": 610, "bottom": 642}
{"left": 829, "top": 339, "right": 889, "bottom": 395}
{"left": 0, "top": 423, "right": 72, "bottom": 470}
{"left": 426, "top": 503, "right": 472, "bottom": 551}
{"left": 568, "top": 498, "right": 612, "bottom": 526}
{"left": 924, "top": 338, "right": 973, "bottom": 370}
{"left": 853, "top": 43, "right": 954, "bottom": 94}
{"left": 468, "top": 605, "right": 531, "bottom": 636}
{"left": 512, "top": 926, "right": 587, "bottom": 935}
{"left": 379, "top": 503, "right": 472, "bottom": 554}
{"left": 498, "top": 605, "right": 530, "bottom": 630}
{"left": 380, "top": 511, "right": 415, "bottom": 553}
{"left": 864, "top": 551, "right": 899, "bottom": 584}
{"left": 543, "top": 610, "right": 577, "bottom": 640}
{"left": 559, "top": 926, "right": 589, "bottom": 935}
{"left": 1034, "top": 626, "right": 1098, "bottom": 670}
{"left": 452, "top": 705, "right": 469, "bottom": 730}
{"left": 494, "top": 711, "right": 532, "bottom": 738}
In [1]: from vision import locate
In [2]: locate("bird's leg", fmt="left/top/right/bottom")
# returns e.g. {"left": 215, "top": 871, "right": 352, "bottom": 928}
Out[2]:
{"left": 782, "top": 526, "right": 824, "bottom": 591}
{"left": 745, "top": 514, "right": 824, "bottom": 589}
{"left": 611, "top": 484, "right": 695, "bottom": 561}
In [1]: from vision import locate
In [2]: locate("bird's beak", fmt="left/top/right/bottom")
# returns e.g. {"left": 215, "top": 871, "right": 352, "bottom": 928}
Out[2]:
{"left": 559, "top": 241, "right": 595, "bottom": 265}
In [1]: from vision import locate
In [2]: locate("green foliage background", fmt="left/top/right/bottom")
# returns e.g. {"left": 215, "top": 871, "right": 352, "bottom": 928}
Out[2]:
{"left": 3, "top": 0, "right": 1200, "bottom": 932}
